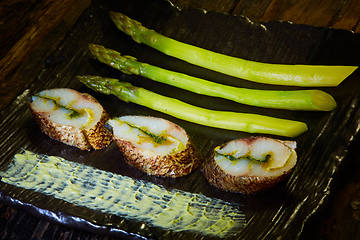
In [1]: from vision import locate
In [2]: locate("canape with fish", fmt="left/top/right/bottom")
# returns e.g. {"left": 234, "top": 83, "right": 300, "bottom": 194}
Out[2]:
{"left": 108, "top": 115, "right": 200, "bottom": 178}
{"left": 29, "top": 88, "right": 112, "bottom": 150}
{"left": 202, "top": 137, "right": 297, "bottom": 194}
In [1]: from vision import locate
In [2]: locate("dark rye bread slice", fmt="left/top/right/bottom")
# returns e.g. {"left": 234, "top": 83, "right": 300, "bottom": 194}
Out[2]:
{"left": 108, "top": 116, "right": 201, "bottom": 178}
{"left": 202, "top": 137, "right": 297, "bottom": 194}
{"left": 29, "top": 88, "right": 112, "bottom": 151}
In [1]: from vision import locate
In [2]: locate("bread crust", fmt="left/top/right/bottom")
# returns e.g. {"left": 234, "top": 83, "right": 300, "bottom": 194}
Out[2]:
{"left": 113, "top": 138, "right": 201, "bottom": 178}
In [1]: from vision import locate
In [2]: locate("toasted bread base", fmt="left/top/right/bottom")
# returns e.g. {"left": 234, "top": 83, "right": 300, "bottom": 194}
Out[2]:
{"left": 31, "top": 109, "right": 112, "bottom": 151}
{"left": 113, "top": 138, "right": 201, "bottom": 178}
{"left": 201, "top": 152, "right": 292, "bottom": 194}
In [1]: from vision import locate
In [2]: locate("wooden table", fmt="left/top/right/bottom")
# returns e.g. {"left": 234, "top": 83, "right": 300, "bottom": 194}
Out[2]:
{"left": 1, "top": 0, "right": 359, "bottom": 239}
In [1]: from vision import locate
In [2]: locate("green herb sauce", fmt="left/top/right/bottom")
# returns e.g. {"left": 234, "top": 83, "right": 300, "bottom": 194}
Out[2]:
{"left": 216, "top": 151, "right": 271, "bottom": 163}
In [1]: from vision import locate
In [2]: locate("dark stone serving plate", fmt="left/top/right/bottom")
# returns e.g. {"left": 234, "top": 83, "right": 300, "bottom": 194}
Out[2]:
{"left": 0, "top": 0, "right": 359, "bottom": 239}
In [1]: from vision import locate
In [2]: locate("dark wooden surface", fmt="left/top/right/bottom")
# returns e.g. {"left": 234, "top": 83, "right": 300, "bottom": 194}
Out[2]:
{"left": 1, "top": 0, "right": 360, "bottom": 239}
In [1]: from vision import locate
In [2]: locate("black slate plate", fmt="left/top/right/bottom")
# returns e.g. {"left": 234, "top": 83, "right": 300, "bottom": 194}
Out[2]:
{"left": 1, "top": 0, "right": 360, "bottom": 239}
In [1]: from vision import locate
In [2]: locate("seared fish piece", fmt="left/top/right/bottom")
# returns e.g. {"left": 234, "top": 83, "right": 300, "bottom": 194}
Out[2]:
{"left": 29, "top": 88, "right": 111, "bottom": 150}
{"left": 108, "top": 116, "right": 200, "bottom": 178}
{"left": 202, "top": 137, "right": 297, "bottom": 194}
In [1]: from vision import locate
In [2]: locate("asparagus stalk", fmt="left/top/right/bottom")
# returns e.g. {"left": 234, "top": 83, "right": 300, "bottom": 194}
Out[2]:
{"left": 89, "top": 44, "right": 336, "bottom": 111}
{"left": 78, "top": 75, "right": 308, "bottom": 137}
{"left": 110, "top": 12, "right": 357, "bottom": 87}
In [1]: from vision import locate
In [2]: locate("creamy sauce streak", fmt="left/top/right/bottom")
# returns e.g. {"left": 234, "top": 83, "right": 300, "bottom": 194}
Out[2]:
{"left": 0, "top": 151, "right": 245, "bottom": 237}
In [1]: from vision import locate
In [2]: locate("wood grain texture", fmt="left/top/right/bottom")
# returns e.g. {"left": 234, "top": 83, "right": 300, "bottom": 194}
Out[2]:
{"left": 233, "top": 0, "right": 273, "bottom": 20}
{"left": 331, "top": 0, "right": 360, "bottom": 31}
{"left": 169, "top": 0, "right": 238, "bottom": 13}
{"left": 1, "top": 0, "right": 71, "bottom": 77}
{"left": 0, "top": 0, "right": 90, "bottom": 109}
{"left": 169, "top": 0, "right": 360, "bottom": 32}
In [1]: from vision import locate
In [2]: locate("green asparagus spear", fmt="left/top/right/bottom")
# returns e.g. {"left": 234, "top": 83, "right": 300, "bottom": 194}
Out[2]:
{"left": 78, "top": 75, "right": 308, "bottom": 137}
{"left": 110, "top": 12, "right": 357, "bottom": 87}
{"left": 89, "top": 43, "right": 336, "bottom": 111}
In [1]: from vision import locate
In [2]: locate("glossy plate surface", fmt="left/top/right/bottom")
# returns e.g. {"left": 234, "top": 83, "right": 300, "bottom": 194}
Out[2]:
{"left": 0, "top": 0, "right": 360, "bottom": 239}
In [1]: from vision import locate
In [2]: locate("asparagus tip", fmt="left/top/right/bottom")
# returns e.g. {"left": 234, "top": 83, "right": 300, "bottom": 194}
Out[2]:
{"left": 88, "top": 43, "right": 101, "bottom": 58}
{"left": 77, "top": 75, "right": 112, "bottom": 95}
{"left": 109, "top": 11, "right": 145, "bottom": 44}
{"left": 88, "top": 43, "right": 99, "bottom": 49}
